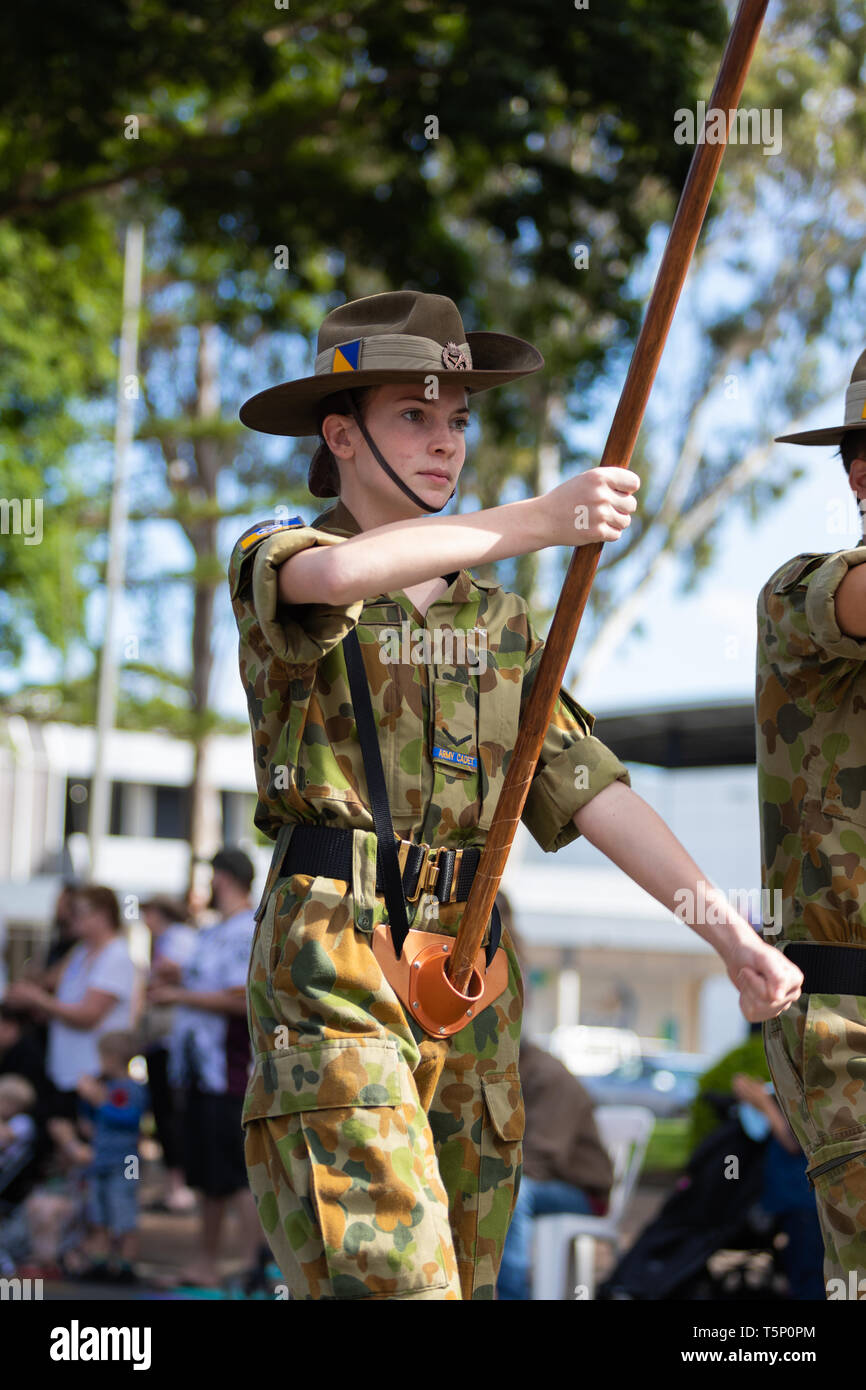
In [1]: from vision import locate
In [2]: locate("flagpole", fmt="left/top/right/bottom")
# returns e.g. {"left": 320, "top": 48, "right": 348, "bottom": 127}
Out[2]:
{"left": 87, "top": 221, "right": 145, "bottom": 879}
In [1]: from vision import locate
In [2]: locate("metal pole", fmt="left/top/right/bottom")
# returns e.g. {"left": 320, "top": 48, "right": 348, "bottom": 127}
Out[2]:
{"left": 87, "top": 221, "right": 144, "bottom": 879}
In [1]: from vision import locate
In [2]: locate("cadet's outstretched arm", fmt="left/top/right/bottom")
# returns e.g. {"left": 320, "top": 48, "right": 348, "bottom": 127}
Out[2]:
{"left": 572, "top": 780, "right": 803, "bottom": 1022}
{"left": 277, "top": 468, "right": 640, "bottom": 607}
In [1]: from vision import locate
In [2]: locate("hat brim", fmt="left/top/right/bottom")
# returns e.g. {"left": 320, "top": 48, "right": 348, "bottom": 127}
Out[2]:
{"left": 775, "top": 421, "right": 866, "bottom": 447}
{"left": 239, "top": 331, "right": 544, "bottom": 436}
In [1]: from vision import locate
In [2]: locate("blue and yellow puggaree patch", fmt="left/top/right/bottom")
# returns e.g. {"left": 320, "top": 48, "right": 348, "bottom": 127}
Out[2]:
{"left": 332, "top": 340, "right": 361, "bottom": 373}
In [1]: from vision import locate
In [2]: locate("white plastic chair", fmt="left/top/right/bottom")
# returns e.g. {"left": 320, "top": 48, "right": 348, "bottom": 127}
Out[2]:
{"left": 531, "top": 1104, "right": 656, "bottom": 1300}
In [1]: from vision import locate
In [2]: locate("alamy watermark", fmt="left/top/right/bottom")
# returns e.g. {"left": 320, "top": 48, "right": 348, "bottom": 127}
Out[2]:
{"left": 674, "top": 101, "right": 782, "bottom": 157}
{"left": 0, "top": 498, "right": 42, "bottom": 544}
{"left": 673, "top": 883, "right": 783, "bottom": 934}
{"left": 377, "top": 622, "right": 488, "bottom": 674}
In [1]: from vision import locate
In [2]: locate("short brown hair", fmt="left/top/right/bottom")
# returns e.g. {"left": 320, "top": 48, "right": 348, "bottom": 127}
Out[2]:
{"left": 97, "top": 1030, "right": 139, "bottom": 1067}
{"left": 75, "top": 885, "right": 122, "bottom": 931}
{"left": 840, "top": 431, "right": 866, "bottom": 476}
{"left": 313, "top": 385, "right": 378, "bottom": 495}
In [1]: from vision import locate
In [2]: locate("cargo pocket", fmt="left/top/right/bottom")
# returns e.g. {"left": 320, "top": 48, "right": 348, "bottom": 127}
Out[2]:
{"left": 763, "top": 1003, "right": 818, "bottom": 1153}
{"left": 281, "top": 1039, "right": 453, "bottom": 1298}
{"left": 474, "top": 1072, "right": 525, "bottom": 1296}
{"left": 800, "top": 992, "right": 866, "bottom": 1146}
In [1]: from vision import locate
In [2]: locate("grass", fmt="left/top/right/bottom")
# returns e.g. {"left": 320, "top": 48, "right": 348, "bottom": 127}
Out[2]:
{"left": 641, "top": 1116, "right": 691, "bottom": 1177}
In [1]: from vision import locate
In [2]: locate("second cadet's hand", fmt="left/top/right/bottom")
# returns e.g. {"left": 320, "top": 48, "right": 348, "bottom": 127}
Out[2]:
{"left": 723, "top": 935, "right": 803, "bottom": 1023}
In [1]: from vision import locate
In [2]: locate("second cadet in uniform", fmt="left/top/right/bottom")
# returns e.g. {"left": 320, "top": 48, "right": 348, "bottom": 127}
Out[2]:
{"left": 758, "top": 349, "right": 866, "bottom": 1296}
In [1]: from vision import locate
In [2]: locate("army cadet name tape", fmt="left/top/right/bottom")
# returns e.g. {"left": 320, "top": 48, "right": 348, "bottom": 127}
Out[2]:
{"left": 432, "top": 744, "right": 478, "bottom": 771}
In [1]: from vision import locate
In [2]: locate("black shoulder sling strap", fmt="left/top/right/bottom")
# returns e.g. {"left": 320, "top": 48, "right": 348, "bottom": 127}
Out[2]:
{"left": 343, "top": 626, "right": 414, "bottom": 960}
{"left": 343, "top": 626, "right": 501, "bottom": 966}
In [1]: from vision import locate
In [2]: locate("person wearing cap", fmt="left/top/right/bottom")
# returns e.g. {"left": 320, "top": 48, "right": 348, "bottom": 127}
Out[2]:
{"left": 148, "top": 848, "right": 260, "bottom": 1288}
{"left": 229, "top": 290, "right": 801, "bottom": 1301}
{"left": 756, "top": 352, "right": 866, "bottom": 1298}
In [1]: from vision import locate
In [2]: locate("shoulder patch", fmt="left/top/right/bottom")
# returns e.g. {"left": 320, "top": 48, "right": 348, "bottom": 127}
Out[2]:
{"left": 237, "top": 516, "right": 305, "bottom": 551}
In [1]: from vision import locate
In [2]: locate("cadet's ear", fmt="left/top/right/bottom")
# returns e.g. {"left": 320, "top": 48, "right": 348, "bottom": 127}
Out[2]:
{"left": 849, "top": 456, "right": 866, "bottom": 490}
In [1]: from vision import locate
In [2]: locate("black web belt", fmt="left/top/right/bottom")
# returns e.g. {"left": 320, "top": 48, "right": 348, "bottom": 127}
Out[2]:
{"left": 277, "top": 627, "right": 501, "bottom": 966}
{"left": 785, "top": 943, "right": 866, "bottom": 995}
{"left": 282, "top": 824, "right": 483, "bottom": 907}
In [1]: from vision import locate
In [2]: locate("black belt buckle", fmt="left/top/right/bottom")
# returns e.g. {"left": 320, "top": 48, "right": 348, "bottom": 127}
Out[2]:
{"left": 393, "top": 841, "right": 461, "bottom": 904}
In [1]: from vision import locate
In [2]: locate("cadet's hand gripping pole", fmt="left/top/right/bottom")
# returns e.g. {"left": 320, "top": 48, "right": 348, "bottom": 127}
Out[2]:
{"left": 443, "top": 0, "right": 771, "bottom": 995}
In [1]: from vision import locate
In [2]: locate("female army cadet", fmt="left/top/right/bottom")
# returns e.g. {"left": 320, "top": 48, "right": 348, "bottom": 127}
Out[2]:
{"left": 229, "top": 290, "right": 802, "bottom": 1300}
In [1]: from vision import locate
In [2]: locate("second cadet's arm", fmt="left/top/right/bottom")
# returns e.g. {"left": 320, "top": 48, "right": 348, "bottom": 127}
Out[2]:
{"left": 277, "top": 468, "right": 641, "bottom": 607}
{"left": 835, "top": 563, "right": 866, "bottom": 637}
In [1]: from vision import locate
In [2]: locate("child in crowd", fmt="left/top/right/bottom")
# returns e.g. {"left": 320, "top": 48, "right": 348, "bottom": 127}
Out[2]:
{"left": 0, "top": 1074, "right": 38, "bottom": 1207}
{"left": 75, "top": 1030, "right": 149, "bottom": 1284}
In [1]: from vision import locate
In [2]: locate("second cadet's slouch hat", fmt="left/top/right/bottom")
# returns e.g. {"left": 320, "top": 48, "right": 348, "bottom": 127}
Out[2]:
{"left": 238, "top": 290, "right": 543, "bottom": 500}
{"left": 776, "top": 347, "right": 866, "bottom": 446}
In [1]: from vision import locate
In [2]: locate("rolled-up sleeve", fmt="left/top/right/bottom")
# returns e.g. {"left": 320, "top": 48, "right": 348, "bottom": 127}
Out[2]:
{"left": 228, "top": 521, "right": 364, "bottom": 669}
{"left": 804, "top": 547, "right": 866, "bottom": 662}
{"left": 519, "top": 622, "right": 631, "bottom": 853}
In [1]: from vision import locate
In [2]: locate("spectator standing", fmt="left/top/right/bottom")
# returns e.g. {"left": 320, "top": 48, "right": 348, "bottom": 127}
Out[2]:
{"left": 140, "top": 895, "right": 198, "bottom": 1213}
{"left": 149, "top": 848, "right": 260, "bottom": 1288}
{"left": 45, "top": 883, "right": 80, "bottom": 971}
{"left": 5, "top": 886, "right": 136, "bottom": 1126}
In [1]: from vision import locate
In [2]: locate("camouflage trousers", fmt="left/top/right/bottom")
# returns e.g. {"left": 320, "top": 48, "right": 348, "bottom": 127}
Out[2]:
{"left": 242, "top": 862, "right": 525, "bottom": 1301}
{"left": 763, "top": 989, "right": 866, "bottom": 1298}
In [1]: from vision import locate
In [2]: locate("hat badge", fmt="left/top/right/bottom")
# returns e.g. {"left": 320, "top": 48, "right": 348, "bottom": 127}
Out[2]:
{"left": 441, "top": 341, "right": 469, "bottom": 370}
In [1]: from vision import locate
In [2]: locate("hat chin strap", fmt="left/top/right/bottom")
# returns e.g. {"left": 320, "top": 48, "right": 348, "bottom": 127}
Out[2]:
{"left": 341, "top": 392, "right": 456, "bottom": 513}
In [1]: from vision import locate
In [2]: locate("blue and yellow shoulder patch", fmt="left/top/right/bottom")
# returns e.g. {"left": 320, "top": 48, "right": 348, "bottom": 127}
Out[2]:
{"left": 228, "top": 516, "right": 307, "bottom": 600}
{"left": 237, "top": 516, "right": 305, "bottom": 551}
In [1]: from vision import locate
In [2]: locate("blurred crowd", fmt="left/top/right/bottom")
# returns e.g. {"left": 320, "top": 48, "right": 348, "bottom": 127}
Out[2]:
{"left": 0, "top": 848, "right": 264, "bottom": 1290}
{"left": 0, "top": 867, "right": 824, "bottom": 1300}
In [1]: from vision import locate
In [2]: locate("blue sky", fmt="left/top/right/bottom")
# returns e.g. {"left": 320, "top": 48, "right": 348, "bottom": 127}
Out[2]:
{"left": 575, "top": 441, "right": 863, "bottom": 714}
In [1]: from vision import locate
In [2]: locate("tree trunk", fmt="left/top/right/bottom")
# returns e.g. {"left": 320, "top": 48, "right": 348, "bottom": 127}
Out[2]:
{"left": 186, "top": 322, "right": 223, "bottom": 903}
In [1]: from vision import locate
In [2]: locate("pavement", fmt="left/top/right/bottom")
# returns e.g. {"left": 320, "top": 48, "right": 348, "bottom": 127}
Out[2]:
{"left": 33, "top": 1164, "right": 679, "bottom": 1301}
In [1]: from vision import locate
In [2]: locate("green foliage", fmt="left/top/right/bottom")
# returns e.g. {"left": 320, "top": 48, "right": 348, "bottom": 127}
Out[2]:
{"left": 687, "top": 1032, "right": 771, "bottom": 1155}
{"left": 0, "top": 206, "right": 122, "bottom": 664}
{"left": 0, "top": 0, "right": 727, "bottom": 723}
{"left": 642, "top": 1116, "right": 691, "bottom": 1175}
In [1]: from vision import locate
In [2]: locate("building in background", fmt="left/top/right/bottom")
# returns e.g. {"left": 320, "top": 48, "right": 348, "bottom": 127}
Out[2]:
{"left": 0, "top": 700, "right": 761, "bottom": 1058}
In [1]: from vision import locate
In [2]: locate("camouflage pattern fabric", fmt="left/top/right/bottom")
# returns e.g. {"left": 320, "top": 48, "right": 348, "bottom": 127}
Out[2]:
{"left": 757, "top": 543, "right": 866, "bottom": 1296}
{"left": 763, "top": 993, "right": 866, "bottom": 1295}
{"left": 228, "top": 496, "right": 629, "bottom": 1300}
{"left": 756, "top": 544, "right": 866, "bottom": 945}
{"left": 243, "top": 856, "right": 524, "bottom": 1299}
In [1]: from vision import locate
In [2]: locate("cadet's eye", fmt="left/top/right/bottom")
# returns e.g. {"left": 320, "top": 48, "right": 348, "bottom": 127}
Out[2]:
{"left": 402, "top": 408, "right": 424, "bottom": 422}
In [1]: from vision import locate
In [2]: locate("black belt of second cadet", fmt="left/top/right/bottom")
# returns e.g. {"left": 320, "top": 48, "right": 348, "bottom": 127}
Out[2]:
{"left": 281, "top": 823, "right": 482, "bottom": 905}
{"left": 785, "top": 942, "right": 866, "bottom": 995}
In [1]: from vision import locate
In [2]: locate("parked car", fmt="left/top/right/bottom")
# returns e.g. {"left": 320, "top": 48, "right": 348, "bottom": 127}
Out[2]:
{"left": 582, "top": 1051, "right": 709, "bottom": 1118}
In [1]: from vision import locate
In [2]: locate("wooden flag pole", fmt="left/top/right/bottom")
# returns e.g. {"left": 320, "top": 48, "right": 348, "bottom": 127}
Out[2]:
{"left": 447, "top": 0, "right": 771, "bottom": 992}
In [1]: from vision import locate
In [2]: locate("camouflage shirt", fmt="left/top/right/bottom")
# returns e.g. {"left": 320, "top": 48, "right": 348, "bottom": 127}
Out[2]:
{"left": 228, "top": 497, "right": 631, "bottom": 925}
{"left": 756, "top": 543, "right": 866, "bottom": 945}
